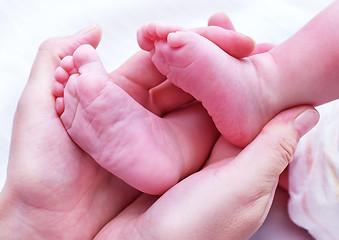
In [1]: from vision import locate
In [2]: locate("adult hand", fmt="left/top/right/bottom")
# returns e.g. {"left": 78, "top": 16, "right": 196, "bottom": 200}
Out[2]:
{"left": 95, "top": 106, "right": 319, "bottom": 240}
{"left": 0, "top": 25, "right": 141, "bottom": 239}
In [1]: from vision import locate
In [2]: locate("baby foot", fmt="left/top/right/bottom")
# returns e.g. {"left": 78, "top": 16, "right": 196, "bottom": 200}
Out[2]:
{"left": 53, "top": 44, "right": 213, "bottom": 194}
{"left": 138, "top": 23, "right": 273, "bottom": 147}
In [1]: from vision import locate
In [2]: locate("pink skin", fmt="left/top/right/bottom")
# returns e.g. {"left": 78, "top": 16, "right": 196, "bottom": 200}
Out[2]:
{"left": 53, "top": 44, "right": 218, "bottom": 195}
{"left": 0, "top": 14, "right": 317, "bottom": 240}
{"left": 138, "top": 23, "right": 272, "bottom": 147}
{"left": 96, "top": 106, "right": 319, "bottom": 240}
{"left": 148, "top": 24, "right": 258, "bottom": 114}
{"left": 138, "top": 1, "right": 339, "bottom": 147}
{"left": 52, "top": 23, "right": 256, "bottom": 195}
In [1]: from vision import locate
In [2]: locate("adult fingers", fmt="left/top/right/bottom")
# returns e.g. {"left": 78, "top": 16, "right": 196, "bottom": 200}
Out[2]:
{"left": 251, "top": 43, "right": 276, "bottom": 55}
{"left": 208, "top": 12, "right": 235, "bottom": 30}
{"left": 149, "top": 81, "right": 194, "bottom": 116}
{"left": 234, "top": 106, "right": 319, "bottom": 193}
{"left": 205, "top": 106, "right": 319, "bottom": 239}
{"left": 202, "top": 12, "right": 254, "bottom": 58}
{"left": 108, "top": 51, "right": 168, "bottom": 115}
{"left": 210, "top": 12, "right": 276, "bottom": 57}
{"left": 209, "top": 13, "right": 277, "bottom": 58}
{"left": 193, "top": 26, "right": 255, "bottom": 59}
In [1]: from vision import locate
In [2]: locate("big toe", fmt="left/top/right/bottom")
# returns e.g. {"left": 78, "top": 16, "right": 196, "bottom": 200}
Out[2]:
{"left": 72, "top": 44, "right": 109, "bottom": 101}
{"left": 73, "top": 44, "right": 102, "bottom": 73}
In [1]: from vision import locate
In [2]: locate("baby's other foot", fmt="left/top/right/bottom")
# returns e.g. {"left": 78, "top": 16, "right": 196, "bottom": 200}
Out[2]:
{"left": 53, "top": 45, "right": 190, "bottom": 194}
{"left": 138, "top": 23, "right": 272, "bottom": 147}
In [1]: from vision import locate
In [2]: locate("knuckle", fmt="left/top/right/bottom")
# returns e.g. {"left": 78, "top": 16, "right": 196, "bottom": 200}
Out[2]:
{"left": 275, "top": 136, "right": 298, "bottom": 166}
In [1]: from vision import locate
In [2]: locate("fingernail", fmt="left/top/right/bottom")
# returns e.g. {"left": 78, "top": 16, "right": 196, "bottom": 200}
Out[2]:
{"left": 294, "top": 109, "right": 319, "bottom": 137}
{"left": 244, "top": 35, "right": 256, "bottom": 53}
{"left": 77, "top": 24, "right": 98, "bottom": 35}
{"left": 246, "top": 35, "right": 256, "bottom": 47}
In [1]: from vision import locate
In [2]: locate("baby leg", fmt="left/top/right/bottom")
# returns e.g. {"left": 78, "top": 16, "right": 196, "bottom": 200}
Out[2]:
{"left": 53, "top": 44, "right": 216, "bottom": 194}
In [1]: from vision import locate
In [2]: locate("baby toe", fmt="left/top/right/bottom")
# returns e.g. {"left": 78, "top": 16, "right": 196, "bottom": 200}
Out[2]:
{"left": 55, "top": 66, "right": 69, "bottom": 84}
{"left": 52, "top": 81, "right": 65, "bottom": 97}
{"left": 55, "top": 97, "right": 65, "bottom": 115}
{"left": 72, "top": 44, "right": 101, "bottom": 71}
{"left": 60, "top": 55, "right": 76, "bottom": 74}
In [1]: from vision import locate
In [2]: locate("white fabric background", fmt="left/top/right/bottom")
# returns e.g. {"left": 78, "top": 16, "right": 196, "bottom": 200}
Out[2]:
{"left": 0, "top": 0, "right": 335, "bottom": 239}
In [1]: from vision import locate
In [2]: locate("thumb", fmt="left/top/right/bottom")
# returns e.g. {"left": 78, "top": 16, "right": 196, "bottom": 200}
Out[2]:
{"left": 235, "top": 105, "right": 319, "bottom": 193}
